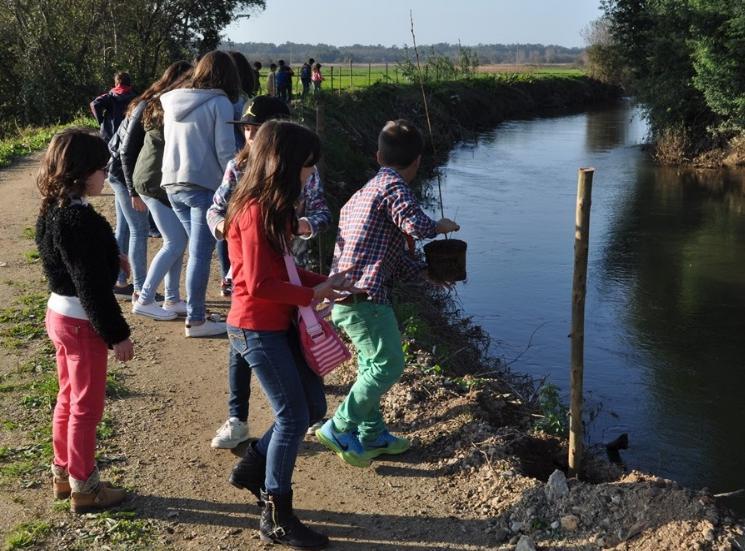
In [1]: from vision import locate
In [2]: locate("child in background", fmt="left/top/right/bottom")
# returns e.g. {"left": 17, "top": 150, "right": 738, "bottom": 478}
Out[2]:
{"left": 224, "top": 120, "right": 353, "bottom": 548}
{"left": 207, "top": 95, "right": 332, "bottom": 449}
{"left": 316, "top": 120, "right": 460, "bottom": 467}
{"left": 266, "top": 63, "right": 277, "bottom": 97}
{"left": 90, "top": 71, "right": 136, "bottom": 143}
{"left": 36, "top": 128, "right": 134, "bottom": 512}
{"left": 311, "top": 63, "right": 324, "bottom": 95}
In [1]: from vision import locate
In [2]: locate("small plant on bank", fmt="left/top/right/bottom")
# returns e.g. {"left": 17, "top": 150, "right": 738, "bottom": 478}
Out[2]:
{"left": 533, "top": 382, "right": 568, "bottom": 437}
{"left": 3, "top": 520, "right": 52, "bottom": 550}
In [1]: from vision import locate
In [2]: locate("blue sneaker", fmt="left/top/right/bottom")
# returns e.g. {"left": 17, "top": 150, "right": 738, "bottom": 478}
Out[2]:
{"left": 362, "top": 430, "right": 411, "bottom": 460}
{"left": 315, "top": 420, "right": 371, "bottom": 468}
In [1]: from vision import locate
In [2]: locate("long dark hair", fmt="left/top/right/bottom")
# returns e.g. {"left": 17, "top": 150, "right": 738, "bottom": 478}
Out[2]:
{"left": 227, "top": 51, "right": 256, "bottom": 97}
{"left": 189, "top": 50, "right": 240, "bottom": 102}
{"left": 128, "top": 60, "right": 192, "bottom": 116}
{"left": 37, "top": 128, "right": 109, "bottom": 215}
{"left": 142, "top": 64, "right": 194, "bottom": 130}
{"left": 225, "top": 121, "right": 321, "bottom": 253}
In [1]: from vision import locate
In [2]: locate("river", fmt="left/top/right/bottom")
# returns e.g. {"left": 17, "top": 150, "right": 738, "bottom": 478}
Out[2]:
{"left": 429, "top": 100, "right": 745, "bottom": 512}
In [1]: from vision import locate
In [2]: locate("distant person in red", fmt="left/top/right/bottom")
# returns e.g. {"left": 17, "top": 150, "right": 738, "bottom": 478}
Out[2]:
{"left": 311, "top": 63, "right": 324, "bottom": 95}
{"left": 89, "top": 72, "right": 136, "bottom": 143}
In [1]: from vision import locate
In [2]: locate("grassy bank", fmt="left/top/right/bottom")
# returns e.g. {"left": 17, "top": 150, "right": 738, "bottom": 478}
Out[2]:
{"left": 0, "top": 116, "right": 97, "bottom": 169}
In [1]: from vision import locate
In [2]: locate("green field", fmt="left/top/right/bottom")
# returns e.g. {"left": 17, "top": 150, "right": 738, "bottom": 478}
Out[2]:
{"left": 255, "top": 64, "right": 585, "bottom": 95}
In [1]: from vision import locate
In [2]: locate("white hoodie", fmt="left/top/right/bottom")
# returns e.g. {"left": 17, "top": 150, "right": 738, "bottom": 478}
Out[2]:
{"left": 160, "top": 88, "right": 236, "bottom": 191}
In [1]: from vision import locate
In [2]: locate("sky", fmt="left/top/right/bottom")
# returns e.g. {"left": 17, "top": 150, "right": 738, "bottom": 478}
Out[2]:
{"left": 225, "top": 0, "right": 604, "bottom": 48}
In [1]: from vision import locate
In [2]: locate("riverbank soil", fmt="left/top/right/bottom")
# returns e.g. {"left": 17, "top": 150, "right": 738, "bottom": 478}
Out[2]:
{"left": 1, "top": 154, "right": 743, "bottom": 550}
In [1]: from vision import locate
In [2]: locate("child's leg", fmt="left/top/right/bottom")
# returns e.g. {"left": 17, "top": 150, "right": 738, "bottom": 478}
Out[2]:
{"left": 331, "top": 302, "right": 405, "bottom": 442}
{"left": 64, "top": 319, "right": 109, "bottom": 482}
{"left": 46, "top": 311, "right": 72, "bottom": 470}
{"left": 228, "top": 345, "right": 251, "bottom": 422}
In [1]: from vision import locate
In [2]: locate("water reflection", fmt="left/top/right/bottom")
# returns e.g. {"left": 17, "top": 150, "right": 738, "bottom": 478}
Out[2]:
{"left": 431, "top": 102, "right": 745, "bottom": 512}
{"left": 602, "top": 166, "right": 745, "bottom": 507}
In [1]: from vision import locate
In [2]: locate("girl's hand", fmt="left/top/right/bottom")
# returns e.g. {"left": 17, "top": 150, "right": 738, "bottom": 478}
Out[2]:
{"left": 113, "top": 338, "right": 134, "bottom": 362}
{"left": 296, "top": 218, "right": 312, "bottom": 237}
{"left": 132, "top": 196, "right": 148, "bottom": 212}
{"left": 119, "top": 254, "right": 131, "bottom": 279}
{"left": 312, "top": 270, "right": 358, "bottom": 301}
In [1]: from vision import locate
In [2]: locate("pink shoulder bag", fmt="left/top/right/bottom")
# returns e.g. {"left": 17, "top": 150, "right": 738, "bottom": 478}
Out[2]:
{"left": 283, "top": 254, "right": 351, "bottom": 377}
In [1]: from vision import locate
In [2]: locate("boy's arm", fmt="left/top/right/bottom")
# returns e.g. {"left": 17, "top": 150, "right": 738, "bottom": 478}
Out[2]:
{"left": 299, "top": 167, "right": 332, "bottom": 239}
{"left": 384, "top": 181, "right": 438, "bottom": 240}
{"left": 90, "top": 93, "right": 110, "bottom": 124}
{"left": 207, "top": 165, "right": 237, "bottom": 240}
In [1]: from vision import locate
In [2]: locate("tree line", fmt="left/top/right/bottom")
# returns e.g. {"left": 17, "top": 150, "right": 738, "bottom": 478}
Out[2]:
{"left": 225, "top": 41, "right": 585, "bottom": 65}
{"left": 0, "top": 0, "right": 265, "bottom": 137}
{"left": 585, "top": 0, "right": 744, "bottom": 162}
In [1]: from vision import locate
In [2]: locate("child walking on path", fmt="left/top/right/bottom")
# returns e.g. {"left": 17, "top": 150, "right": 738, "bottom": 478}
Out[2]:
{"left": 317, "top": 120, "right": 460, "bottom": 467}
{"left": 206, "top": 95, "right": 332, "bottom": 449}
{"left": 36, "top": 128, "right": 134, "bottom": 513}
{"left": 223, "top": 120, "right": 354, "bottom": 549}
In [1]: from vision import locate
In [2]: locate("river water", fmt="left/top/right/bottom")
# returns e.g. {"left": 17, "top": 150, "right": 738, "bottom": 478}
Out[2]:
{"left": 429, "top": 100, "right": 745, "bottom": 511}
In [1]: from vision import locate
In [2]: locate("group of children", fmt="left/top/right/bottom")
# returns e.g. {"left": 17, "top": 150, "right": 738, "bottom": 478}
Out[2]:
{"left": 37, "top": 49, "right": 459, "bottom": 549}
{"left": 265, "top": 57, "right": 324, "bottom": 102}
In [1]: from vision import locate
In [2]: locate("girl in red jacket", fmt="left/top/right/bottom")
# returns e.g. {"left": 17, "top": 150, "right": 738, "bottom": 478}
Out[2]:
{"left": 224, "top": 120, "right": 353, "bottom": 549}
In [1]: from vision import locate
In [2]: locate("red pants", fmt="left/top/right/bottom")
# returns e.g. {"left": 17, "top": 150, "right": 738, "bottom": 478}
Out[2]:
{"left": 45, "top": 310, "right": 108, "bottom": 481}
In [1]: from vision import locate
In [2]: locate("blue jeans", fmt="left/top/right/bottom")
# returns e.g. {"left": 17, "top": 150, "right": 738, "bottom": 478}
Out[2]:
{"left": 140, "top": 196, "right": 187, "bottom": 304}
{"left": 228, "top": 345, "right": 251, "bottom": 421}
{"left": 227, "top": 325, "right": 326, "bottom": 494}
{"left": 110, "top": 176, "right": 148, "bottom": 290}
{"left": 216, "top": 239, "right": 230, "bottom": 280}
{"left": 167, "top": 188, "right": 216, "bottom": 323}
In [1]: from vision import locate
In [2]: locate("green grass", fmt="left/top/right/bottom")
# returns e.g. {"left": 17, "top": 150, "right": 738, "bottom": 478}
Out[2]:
{"left": 0, "top": 291, "right": 47, "bottom": 349}
{"left": 0, "top": 114, "right": 98, "bottom": 168}
{"left": 3, "top": 521, "right": 52, "bottom": 550}
{"left": 68, "top": 511, "right": 154, "bottom": 550}
{"left": 21, "top": 227, "right": 35, "bottom": 240}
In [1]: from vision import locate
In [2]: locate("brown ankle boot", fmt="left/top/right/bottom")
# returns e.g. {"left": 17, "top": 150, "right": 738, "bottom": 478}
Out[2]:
{"left": 69, "top": 468, "right": 126, "bottom": 514}
{"left": 52, "top": 464, "right": 71, "bottom": 500}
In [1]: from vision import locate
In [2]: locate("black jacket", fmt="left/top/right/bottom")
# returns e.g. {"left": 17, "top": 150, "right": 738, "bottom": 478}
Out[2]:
{"left": 90, "top": 90, "right": 136, "bottom": 143}
{"left": 119, "top": 100, "right": 147, "bottom": 196}
{"left": 36, "top": 203, "right": 130, "bottom": 346}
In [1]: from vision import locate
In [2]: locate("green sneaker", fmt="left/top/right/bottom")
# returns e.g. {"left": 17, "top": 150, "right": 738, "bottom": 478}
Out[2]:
{"left": 315, "top": 420, "right": 371, "bottom": 468}
{"left": 362, "top": 430, "right": 411, "bottom": 460}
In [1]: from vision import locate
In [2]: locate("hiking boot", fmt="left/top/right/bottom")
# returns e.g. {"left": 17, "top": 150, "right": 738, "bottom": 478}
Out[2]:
{"left": 69, "top": 468, "right": 126, "bottom": 514}
{"left": 212, "top": 417, "right": 250, "bottom": 449}
{"left": 362, "top": 430, "right": 411, "bottom": 460}
{"left": 260, "top": 490, "right": 329, "bottom": 549}
{"left": 315, "top": 419, "right": 370, "bottom": 468}
{"left": 52, "top": 464, "right": 70, "bottom": 500}
{"left": 229, "top": 440, "right": 265, "bottom": 503}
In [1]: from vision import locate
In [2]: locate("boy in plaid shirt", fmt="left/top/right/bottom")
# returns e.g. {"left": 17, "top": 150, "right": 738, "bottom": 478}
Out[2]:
{"left": 316, "top": 120, "right": 460, "bottom": 467}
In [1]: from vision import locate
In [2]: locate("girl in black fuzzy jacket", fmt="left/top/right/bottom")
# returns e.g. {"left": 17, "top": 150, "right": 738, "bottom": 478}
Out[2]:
{"left": 36, "top": 128, "right": 134, "bottom": 513}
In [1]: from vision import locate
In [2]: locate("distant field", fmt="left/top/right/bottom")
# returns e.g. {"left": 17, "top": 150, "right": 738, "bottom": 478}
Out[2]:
{"left": 254, "top": 63, "right": 586, "bottom": 95}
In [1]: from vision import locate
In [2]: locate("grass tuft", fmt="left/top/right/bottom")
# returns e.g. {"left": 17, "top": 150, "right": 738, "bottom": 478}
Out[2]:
{"left": 3, "top": 521, "right": 52, "bottom": 550}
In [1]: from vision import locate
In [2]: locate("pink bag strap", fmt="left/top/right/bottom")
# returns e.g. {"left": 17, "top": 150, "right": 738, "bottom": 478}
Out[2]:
{"left": 283, "top": 254, "right": 324, "bottom": 338}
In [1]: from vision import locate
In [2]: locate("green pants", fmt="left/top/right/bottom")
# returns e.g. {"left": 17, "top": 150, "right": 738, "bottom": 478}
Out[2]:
{"left": 331, "top": 301, "right": 405, "bottom": 442}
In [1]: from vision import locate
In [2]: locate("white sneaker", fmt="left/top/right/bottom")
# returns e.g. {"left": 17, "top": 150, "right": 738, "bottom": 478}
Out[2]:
{"left": 132, "top": 300, "right": 178, "bottom": 321}
{"left": 307, "top": 419, "right": 326, "bottom": 436}
{"left": 211, "top": 418, "right": 250, "bottom": 449}
{"left": 185, "top": 319, "right": 226, "bottom": 337}
{"left": 162, "top": 300, "right": 188, "bottom": 316}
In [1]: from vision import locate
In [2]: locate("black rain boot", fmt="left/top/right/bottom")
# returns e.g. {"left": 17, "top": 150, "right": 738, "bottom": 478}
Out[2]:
{"left": 229, "top": 441, "right": 265, "bottom": 504}
{"left": 260, "top": 489, "right": 329, "bottom": 550}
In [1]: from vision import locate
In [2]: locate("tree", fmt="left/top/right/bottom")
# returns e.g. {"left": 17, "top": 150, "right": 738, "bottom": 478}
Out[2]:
{"left": 0, "top": 0, "right": 265, "bottom": 135}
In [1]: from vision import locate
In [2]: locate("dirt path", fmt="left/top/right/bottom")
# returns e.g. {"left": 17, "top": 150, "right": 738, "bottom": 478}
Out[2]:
{"left": 0, "top": 155, "right": 493, "bottom": 550}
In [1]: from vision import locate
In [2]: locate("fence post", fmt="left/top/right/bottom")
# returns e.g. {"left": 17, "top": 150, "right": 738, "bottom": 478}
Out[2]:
{"left": 568, "top": 167, "right": 595, "bottom": 478}
{"left": 368, "top": 62, "right": 372, "bottom": 86}
{"left": 385, "top": 62, "right": 389, "bottom": 81}
{"left": 349, "top": 59, "right": 353, "bottom": 90}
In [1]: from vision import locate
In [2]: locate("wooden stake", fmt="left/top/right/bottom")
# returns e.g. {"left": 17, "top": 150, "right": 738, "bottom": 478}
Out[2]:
{"left": 569, "top": 167, "right": 594, "bottom": 477}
